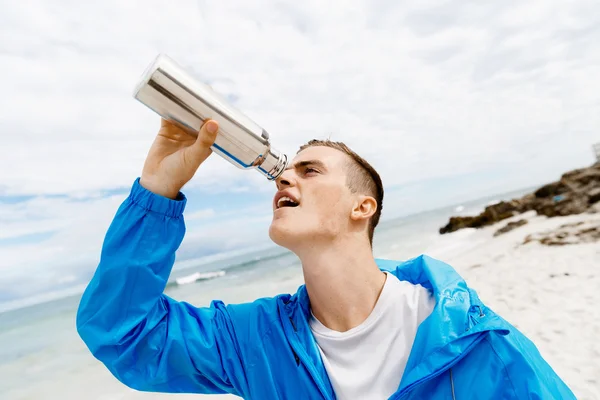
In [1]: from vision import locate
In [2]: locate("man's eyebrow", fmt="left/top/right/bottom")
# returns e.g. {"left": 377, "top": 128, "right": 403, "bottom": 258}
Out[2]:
{"left": 285, "top": 160, "right": 327, "bottom": 171}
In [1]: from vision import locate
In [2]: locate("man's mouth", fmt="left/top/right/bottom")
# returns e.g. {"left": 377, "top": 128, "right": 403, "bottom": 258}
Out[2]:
{"left": 277, "top": 196, "right": 299, "bottom": 209}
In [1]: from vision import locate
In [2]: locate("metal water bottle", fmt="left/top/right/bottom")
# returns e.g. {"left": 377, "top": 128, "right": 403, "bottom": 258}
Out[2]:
{"left": 132, "top": 54, "right": 288, "bottom": 180}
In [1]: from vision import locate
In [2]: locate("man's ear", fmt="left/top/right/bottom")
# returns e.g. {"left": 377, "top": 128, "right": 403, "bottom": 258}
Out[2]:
{"left": 350, "top": 195, "right": 377, "bottom": 222}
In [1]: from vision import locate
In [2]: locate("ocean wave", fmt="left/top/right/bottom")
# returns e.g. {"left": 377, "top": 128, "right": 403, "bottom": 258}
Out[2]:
{"left": 170, "top": 270, "right": 227, "bottom": 286}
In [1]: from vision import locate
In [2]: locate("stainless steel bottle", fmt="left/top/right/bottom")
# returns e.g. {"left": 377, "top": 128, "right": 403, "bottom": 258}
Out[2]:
{"left": 132, "top": 54, "right": 288, "bottom": 180}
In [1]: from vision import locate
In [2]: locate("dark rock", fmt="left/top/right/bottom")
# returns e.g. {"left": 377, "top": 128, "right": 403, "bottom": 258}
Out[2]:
{"left": 534, "top": 181, "right": 568, "bottom": 198}
{"left": 439, "top": 201, "right": 519, "bottom": 234}
{"left": 514, "top": 193, "right": 537, "bottom": 212}
{"left": 439, "top": 216, "right": 477, "bottom": 234}
{"left": 536, "top": 193, "right": 589, "bottom": 217}
{"left": 540, "top": 237, "right": 568, "bottom": 246}
{"left": 548, "top": 273, "right": 570, "bottom": 278}
{"left": 559, "top": 221, "right": 584, "bottom": 229}
{"left": 564, "top": 169, "right": 600, "bottom": 186}
{"left": 521, "top": 221, "right": 600, "bottom": 246}
{"left": 494, "top": 219, "right": 528, "bottom": 237}
{"left": 575, "top": 226, "right": 600, "bottom": 241}
{"left": 589, "top": 188, "right": 600, "bottom": 204}
{"left": 440, "top": 162, "right": 600, "bottom": 234}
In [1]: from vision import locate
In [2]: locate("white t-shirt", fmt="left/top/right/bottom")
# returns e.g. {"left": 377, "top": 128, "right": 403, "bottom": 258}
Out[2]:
{"left": 309, "top": 272, "right": 435, "bottom": 400}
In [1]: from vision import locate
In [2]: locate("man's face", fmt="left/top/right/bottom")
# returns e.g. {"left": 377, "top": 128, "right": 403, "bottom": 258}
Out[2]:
{"left": 268, "top": 146, "right": 356, "bottom": 250}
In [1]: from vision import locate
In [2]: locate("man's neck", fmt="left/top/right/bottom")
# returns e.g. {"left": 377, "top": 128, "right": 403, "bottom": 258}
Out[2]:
{"left": 299, "top": 238, "right": 387, "bottom": 332}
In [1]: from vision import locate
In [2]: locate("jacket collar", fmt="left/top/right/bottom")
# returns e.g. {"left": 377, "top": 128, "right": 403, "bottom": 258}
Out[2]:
{"left": 377, "top": 255, "right": 510, "bottom": 393}
{"left": 277, "top": 254, "right": 511, "bottom": 395}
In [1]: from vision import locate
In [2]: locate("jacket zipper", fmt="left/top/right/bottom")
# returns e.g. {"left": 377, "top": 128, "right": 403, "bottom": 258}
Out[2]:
{"left": 449, "top": 368, "right": 456, "bottom": 400}
{"left": 288, "top": 317, "right": 333, "bottom": 400}
{"left": 390, "top": 332, "right": 487, "bottom": 400}
{"left": 288, "top": 318, "right": 301, "bottom": 365}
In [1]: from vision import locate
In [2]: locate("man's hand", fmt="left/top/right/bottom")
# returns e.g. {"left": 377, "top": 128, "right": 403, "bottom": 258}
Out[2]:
{"left": 140, "top": 118, "right": 219, "bottom": 199}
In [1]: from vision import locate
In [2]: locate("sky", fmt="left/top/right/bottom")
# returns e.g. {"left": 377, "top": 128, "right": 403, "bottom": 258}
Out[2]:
{"left": 1, "top": 0, "right": 599, "bottom": 306}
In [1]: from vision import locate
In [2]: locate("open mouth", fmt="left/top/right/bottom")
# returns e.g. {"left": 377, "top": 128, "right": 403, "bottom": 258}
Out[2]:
{"left": 277, "top": 196, "right": 299, "bottom": 209}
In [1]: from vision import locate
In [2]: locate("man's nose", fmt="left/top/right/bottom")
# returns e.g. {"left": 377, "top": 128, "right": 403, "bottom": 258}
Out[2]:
{"left": 275, "top": 168, "right": 295, "bottom": 190}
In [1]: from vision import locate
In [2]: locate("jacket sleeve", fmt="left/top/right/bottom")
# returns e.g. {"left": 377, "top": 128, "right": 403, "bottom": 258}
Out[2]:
{"left": 75, "top": 178, "right": 248, "bottom": 397}
{"left": 486, "top": 330, "right": 577, "bottom": 399}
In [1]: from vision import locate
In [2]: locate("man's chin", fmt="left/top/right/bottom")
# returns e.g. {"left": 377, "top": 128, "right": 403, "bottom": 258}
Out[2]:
{"left": 268, "top": 222, "right": 302, "bottom": 249}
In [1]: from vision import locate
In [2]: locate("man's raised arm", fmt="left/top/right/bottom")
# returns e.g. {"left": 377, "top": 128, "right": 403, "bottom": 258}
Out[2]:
{"left": 76, "top": 120, "right": 248, "bottom": 396}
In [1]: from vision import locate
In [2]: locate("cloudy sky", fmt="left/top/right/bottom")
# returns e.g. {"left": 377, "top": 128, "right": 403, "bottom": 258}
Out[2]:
{"left": 1, "top": 0, "right": 599, "bottom": 306}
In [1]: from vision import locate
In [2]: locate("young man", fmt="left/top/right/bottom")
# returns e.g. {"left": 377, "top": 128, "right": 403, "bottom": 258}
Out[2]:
{"left": 77, "top": 119, "right": 575, "bottom": 399}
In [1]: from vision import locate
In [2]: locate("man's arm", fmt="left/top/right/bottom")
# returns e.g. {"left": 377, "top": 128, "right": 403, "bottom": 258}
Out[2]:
{"left": 76, "top": 178, "right": 248, "bottom": 396}
{"left": 77, "top": 118, "right": 250, "bottom": 395}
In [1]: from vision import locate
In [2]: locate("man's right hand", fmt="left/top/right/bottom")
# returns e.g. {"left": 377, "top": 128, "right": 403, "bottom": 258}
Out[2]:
{"left": 140, "top": 118, "right": 219, "bottom": 199}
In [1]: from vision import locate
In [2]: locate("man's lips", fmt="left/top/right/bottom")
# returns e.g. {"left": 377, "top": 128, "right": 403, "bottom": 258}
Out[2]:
{"left": 273, "top": 190, "right": 300, "bottom": 209}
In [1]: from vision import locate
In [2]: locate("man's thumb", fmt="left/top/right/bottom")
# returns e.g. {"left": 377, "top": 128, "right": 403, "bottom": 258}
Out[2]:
{"left": 184, "top": 119, "right": 219, "bottom": 167}
{"left": 197, "top": 119, "right": 219, "bottom": 148}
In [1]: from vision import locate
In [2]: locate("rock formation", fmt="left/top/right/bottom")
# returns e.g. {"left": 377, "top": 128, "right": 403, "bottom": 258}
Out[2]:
{"left": 493, "top": 219, "right": 528, "bottom": 237}
{"left": 522, "top": 220, "right": 600, "bottom": 246}
{"left": 439, "top": 162, "right": 600, "bottom": 235}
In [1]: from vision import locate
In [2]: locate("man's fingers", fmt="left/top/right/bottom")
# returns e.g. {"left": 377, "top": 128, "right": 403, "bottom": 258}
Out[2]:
{"left": 160, "top": 118, "right": 198, "bottom": 139}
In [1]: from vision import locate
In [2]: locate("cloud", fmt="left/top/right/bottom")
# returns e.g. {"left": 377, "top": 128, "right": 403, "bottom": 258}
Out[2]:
{"left": 2, "top": 0, "right": 600, "bottom": 303}
{"left": 3, "top": 0, "right": 599, "bottom": 196}
{"left": 185, "top": 208, "right": 217, "bottom": 221}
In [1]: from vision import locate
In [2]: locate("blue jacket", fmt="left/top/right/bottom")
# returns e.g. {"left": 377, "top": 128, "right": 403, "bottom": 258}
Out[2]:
{"left": 76, "top": 179, "right": 576, "bottom": 399}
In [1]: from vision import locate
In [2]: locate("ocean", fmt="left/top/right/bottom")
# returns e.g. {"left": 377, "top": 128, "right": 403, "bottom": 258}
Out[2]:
{"left": 0, "top": 187, "right": 532, "bottom": 399}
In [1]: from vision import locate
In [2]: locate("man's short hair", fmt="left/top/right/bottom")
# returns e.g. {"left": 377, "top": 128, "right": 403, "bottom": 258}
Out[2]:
{"left": 297, "top": 140, "right": 384, "bottom": 245}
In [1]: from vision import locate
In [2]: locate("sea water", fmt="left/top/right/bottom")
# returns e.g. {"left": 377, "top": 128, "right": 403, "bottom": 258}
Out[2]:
{"left": 0, "top": 188, "right": 531, "bottom": 399}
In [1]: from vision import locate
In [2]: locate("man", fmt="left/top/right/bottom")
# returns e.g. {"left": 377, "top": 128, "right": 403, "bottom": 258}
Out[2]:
{"left": 77, "top": 118, "right": 575, "bottom": 399}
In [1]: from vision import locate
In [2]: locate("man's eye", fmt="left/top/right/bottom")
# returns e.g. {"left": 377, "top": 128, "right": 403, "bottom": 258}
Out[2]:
{"left": 305, "top": 168, "right": 318, "bottom": 174}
